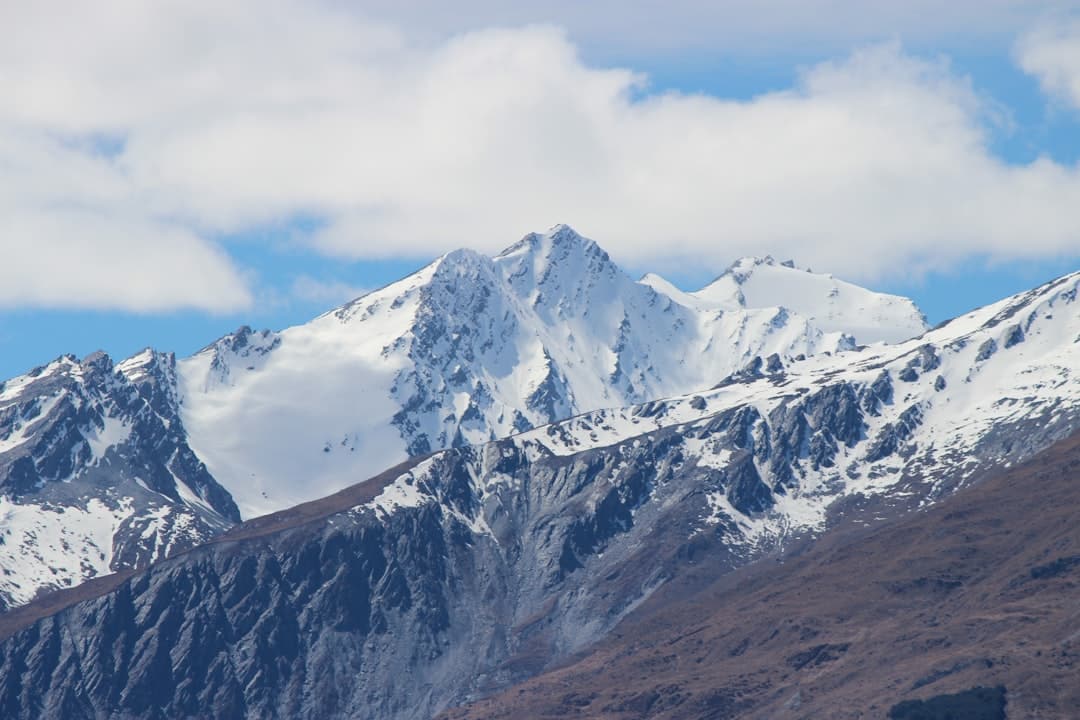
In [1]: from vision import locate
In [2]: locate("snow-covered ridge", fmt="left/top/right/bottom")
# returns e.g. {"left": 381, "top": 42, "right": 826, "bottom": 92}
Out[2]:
{"left": 644, "top": 254, "right": 927, "bottom": 344}
{"left": 0, "top": 350, "right": 238, "bottom": 609}
{"left": 177, "top": 225, "right": 928, "bottom": 517}
{"left": 357, "top": 269, "right": 1080, "bottom": 558}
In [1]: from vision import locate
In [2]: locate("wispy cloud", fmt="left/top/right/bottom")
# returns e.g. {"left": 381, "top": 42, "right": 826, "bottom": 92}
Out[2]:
{"left": 290, "top": 276, "right": 369, "bottom": 306}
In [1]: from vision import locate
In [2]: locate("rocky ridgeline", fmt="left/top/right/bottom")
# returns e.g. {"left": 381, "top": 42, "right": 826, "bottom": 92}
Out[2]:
{"left": 0, "top": 351, "right": 238, "bottom": 609}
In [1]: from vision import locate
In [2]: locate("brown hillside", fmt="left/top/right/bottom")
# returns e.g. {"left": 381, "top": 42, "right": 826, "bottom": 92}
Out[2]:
{"left": 445, "top": 431, "right": 1080, "bottom": 719}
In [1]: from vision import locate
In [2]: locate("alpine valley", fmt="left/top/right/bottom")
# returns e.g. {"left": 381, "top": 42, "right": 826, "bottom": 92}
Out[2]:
{"left": 0, "top": 225, "right": 1076, "bottom": 719}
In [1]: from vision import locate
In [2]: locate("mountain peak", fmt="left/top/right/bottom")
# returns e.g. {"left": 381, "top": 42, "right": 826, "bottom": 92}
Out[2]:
{"left": 430, "top": 248, "right": 492, "bottom": 284}
{"left": 723, "top": 255, "right": 803, "bottom": 280}
{"left": 493, "top": 225, "right": 621, "bottom": 304}
{"left": 438, "top": 247, "right": 488, "bottom": 266}
{"left": 496, "top": 224, "right": 607, "bottom": 263}
{"left": 547, "top": 222, "right": 588, "bottom": 244}
{"left": 689, "top": 256, "right": 926, "bottom": 344}
{"left": 546, "top": 223, "right": 607, "bottom": 258}
{"left": 81, "top": 350, "right": 113, "bottom": 372}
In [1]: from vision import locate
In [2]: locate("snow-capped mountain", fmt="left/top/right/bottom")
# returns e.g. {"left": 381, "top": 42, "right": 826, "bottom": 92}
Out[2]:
{"left": 0, "top": 224, "right": 926, "bottom": 609}
{"left": 642, "top": 254, "right": 927, "bottom": 344}
{"left": 177, "top": 225, "right": 927, "bottom": 518}
{"left": 0, "top": 269, "right": 1074, "bottom": 720}
{"left": 0, "top": 351, "right": 238, "bottom": 610}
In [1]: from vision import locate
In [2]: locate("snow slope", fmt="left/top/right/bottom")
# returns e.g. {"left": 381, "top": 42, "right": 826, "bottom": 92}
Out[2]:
{"left": 361, "top": 267, "right": 1080, "bottom": 565}
{"left": 178, "top": 226, "right": 927, "bottom": 517}
{"left": 645, "top": 255, "right": 927, "bottom": 344}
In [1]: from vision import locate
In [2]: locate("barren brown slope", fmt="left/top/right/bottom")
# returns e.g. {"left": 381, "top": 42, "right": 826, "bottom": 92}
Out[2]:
{"left": 444, "top": 430, "right": 1080, "bottom": 720}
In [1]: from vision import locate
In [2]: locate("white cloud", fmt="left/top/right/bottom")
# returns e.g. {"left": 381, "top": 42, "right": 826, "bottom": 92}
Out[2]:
{"left": 0, "top": 124, "right": 251, "bottom": 313}
{"left": 1, "top": 0, "right": 1079, "bottom": 306}
{"left": 290, "top": 276, "right": 369, "bottom": 306}
{"left": 322, "top": 1, "right": 1065, "bottom": 54}
{"left": 0, "top": 213, "right": 251, "bottom": 313}
{"left": 1017, "top": 19, "right": 1080, "bottom": 110}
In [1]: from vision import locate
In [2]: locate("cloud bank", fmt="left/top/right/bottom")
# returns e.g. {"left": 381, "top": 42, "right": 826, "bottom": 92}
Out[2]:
{"left": 1, "top": 1, "right": 1079, "bottom": 310}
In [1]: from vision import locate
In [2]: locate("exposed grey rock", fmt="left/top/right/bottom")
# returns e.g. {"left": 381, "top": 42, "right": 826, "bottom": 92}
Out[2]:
{"left": 976, "top": 338, "right": 998, "bottom": 362}
{"left": 1003, "top": 324, "right": 1025, "bottom": 349}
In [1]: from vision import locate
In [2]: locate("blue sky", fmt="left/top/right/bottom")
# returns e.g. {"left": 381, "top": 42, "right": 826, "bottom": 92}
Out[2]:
{"left": 2, "top": 2, "right": 1080, "bottom": 380}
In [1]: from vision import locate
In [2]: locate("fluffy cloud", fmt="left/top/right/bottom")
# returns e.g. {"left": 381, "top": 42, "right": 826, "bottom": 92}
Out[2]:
{"left": 0, "top": 215, "right": 251, "bottom": 313}
{"left": 1, "top": 0, "right": 1079, "bottom": 311}
{"left": 1017, "top": 19, "right": 1080, "bottom": 110}
{"left": 0, "top": 120, "right": 252, "bottom": 312}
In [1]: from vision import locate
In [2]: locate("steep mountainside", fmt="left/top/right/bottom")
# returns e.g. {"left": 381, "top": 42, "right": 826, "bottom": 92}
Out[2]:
{"left": 0, "top": 351, "right": 238, "bottom": 610}
{"left": 445, "top": 428, "right": 1080, "bottom": 720}
{"left": 177, "top": 225, "right": 926, "bottom": 517}
{"left": 0, "top": 270, "right": 1073, "bottom": 720}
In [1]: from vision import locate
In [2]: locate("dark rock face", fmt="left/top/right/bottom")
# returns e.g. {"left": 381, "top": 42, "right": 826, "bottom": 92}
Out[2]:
{"left": 1003, "top": 324, "right": 1025, "bottom": 349}
{"left": 766, "top": 381, "right": 865, "bottom": 487}
{"left": 866, "top": 404, "right": 923, "bottom": 464}
{"left": 863, "top": 370, "right": 894, "bottom": 414}
{"left": 975, "top": 338, "right": 997, "bottom": 362}
{"left": 0, "top": 507, "right": 464, "bottom": 720}
{"left": 888, "top": 686, "right": 1006, "bottom": 720}
{"left": 723, "top": 451, "right": 773, "bottom": 515}
{"left": 898, "top": 345, "right": 940, "bottom": 383}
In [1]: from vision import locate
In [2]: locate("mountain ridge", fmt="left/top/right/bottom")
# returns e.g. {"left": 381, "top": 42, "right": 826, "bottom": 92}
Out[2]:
{"left": 177, "top": 224, "right": 928, "bottom": 518}
{"left": 0, "top": 266, "right": 1074, "bottom": 719}
{"left": 0, "top": 224, "right": 931, "bottom": 611}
